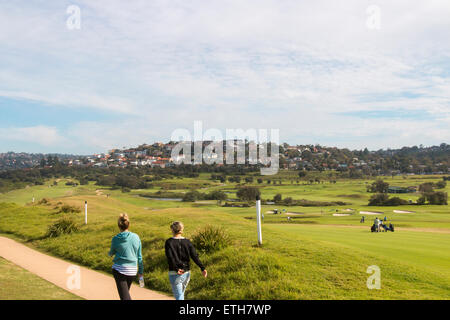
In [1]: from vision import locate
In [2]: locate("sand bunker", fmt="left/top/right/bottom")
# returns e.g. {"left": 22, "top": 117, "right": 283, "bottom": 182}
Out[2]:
{"left": 333, "top": 213, "right": 351, "bottom": 216}
{"left": 344, "top": 209, "right": 355, "bottom": 212}
{"left": 359, "top": 211, "right": 383, "bottom": 215}
{"left": 95, "top": 190, "right": 106, "bottom": 197}
{"left": 286, "top": 212, "right": 305, "bottom": 216}
{"left": 393, "top": 210, "right": 415, "bottom": 213}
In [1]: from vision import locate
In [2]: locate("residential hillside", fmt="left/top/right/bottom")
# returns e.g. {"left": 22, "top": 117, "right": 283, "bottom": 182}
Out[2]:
{"left": 1, "top": 142, "right": 449, "bottom": 175}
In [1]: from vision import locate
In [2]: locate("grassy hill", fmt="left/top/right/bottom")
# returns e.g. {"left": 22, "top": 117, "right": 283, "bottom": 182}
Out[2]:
{"left": 0, "top": 176, "right": 449, "bottom": 299}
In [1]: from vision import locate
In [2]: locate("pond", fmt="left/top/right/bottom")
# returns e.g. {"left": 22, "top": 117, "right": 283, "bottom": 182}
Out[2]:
{"left": 142, "top": 197, "right": 183, "bottom": 202}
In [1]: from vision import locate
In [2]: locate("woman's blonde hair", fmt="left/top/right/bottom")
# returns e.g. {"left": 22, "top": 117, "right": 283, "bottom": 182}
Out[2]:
{"left": 170, "top": 221, "right": 184, "bottom": 235}
{"left": 118, "top": 213, "right": 130, "bottom": 231}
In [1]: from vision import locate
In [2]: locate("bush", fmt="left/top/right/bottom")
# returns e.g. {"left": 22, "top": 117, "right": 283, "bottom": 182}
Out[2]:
{"left": 38, "top": 198, "right": 50, "bottom": 205}
{"left": 46, "top": 215, "right": 79, "bottom": 238}
{"left": 368, "top": 193, "right": 409, "bottom": 206}
{"left": 58, "top": 204, "right": 80, "bottom": 214}
{"left": 182, "top": 191, "right": 201, "bottom": 202}
{"left": 273, "top": 193, "right": 282, "bottom": 203}
{"left": 435, "top": 181, "right": 446, "bottom": 189}
{"left": 236, "top": 186, "right": 260, "bottom": 201}
{"left": 191, "top": 225, "right": 231, "bottom": 254}
{"left": 419, "top": 182, "right": 434, "bottom": 193}
{"left": 222, "top": 202, "right": 250, "bottom": 207}
{"left": 419, "top": 192, "right": 448, "bottom": 205}
{"left": 207, "top": 190, "right": 227, "bottom": 201}
{"left": 385, "top": 196, "right": 409, "bottom": 206}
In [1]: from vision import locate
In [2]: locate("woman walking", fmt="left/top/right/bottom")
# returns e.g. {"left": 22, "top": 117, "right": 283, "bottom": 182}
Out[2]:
{"left": 109, "top": 213, "right": 144, "bottom": 300}
{"left": 165, "top": 221, "right": 207, "bottom": 300}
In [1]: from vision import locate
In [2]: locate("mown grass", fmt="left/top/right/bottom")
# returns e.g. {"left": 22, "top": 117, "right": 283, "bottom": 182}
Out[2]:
{"left": 0, "top": 257, "right": 82, "bottom": 300}
{"left": 0, "top": 175, "right": 449, "bottom": 299}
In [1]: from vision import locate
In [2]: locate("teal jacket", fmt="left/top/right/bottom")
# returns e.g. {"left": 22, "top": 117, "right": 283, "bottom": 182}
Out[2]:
{"left": 109, "top": 231, "right": 144, "bottom": 274}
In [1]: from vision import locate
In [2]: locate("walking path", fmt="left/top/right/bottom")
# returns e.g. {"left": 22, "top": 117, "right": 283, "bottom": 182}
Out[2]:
{"left": 0, "top": 236, "right": 172, "bottom": 300}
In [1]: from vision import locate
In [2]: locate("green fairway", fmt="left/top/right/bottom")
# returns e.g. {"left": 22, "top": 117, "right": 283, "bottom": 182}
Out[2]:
{"left": 267, "top": 224, "right": 450, "bottom": 277}
{"left": 0, "top": 174, "right": 449, "bottom": 299}
{"left": 0, "top": 257, "right": 82, "bottom": 300}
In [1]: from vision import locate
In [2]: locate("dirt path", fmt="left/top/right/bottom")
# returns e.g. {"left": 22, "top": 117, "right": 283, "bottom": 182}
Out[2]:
{"left": 0, "top": 236, "right": 172, "bottom": 300}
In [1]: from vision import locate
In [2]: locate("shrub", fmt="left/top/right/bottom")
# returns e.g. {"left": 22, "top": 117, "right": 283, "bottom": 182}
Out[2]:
{"left": 385, "top": 196, "right": 409, "bottom": 206}
{"left": 417, "top": 195, "right": 426, "bottom": 205}
{"left": 420, "top": 192, "right": 448, "bottom": 205}
{"left": 38, "top": 198, "right": 50, "bottom": 205}
{"left": 207, "top": 190, "right": 227, "bottom": 201}
{"left": 236, "top": 186, "right": 260, "bottom": 201}
{"left": 368, "top": 193, "right": 389, "bottom": 206}
{"left": 419, "top": 182, "right": 434, "bottom": 193}
{"left": 368, "top": 193, "right": 409, "bottom": 206}
{"left": 273, "top": 193, "right": 282, "bottom": 203}
{"left": 222, "top": 202, "right": 250, "bottom": 207}
{"left": 182, "top": 191, "right": 201, "bottom": 202}
{"left": 46, "top": 215, "right": 79, "bottom": 238}
{"left": 58, "top": 204, "right": 80, "bottom": 214}
{"left": 96, "top": 175, "right": 116, "bottom": 187}
{"left": 435, "top": 181, "right": 446, "bottom": 189}
{"left": 191, "top": 225, "right": 231, "bottom": 254}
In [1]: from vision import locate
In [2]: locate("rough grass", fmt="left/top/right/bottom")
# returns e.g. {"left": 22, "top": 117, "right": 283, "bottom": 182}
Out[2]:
{"left": 0, "top": 257, "right": 82, "bottom": 300}
{"left": 191, "top": 225, "right": 232, "bottom": 254}
{"left": 46, "top": 215, "right": 79, "bottom": 238}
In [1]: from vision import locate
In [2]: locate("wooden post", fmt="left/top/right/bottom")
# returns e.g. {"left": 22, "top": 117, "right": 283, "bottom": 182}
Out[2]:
{"left": 84, "top": 201, "right": 88, "bottom": 225}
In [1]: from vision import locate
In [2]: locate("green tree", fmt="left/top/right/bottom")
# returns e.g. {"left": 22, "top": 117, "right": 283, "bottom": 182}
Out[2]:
{"left": 236, "top": 186, "right": 260, "bottom": 201}
{"left": 367, "top": 179, "right": 389, "bottom": 193}
{"left": 273, "top": 193, "right": 282, "bottom": 203}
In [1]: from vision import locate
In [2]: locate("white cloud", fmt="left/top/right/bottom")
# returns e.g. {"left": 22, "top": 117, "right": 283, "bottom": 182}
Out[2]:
{"left": 0, "top": 1, "right": 449, "bottom": 152}
{"left": 0, "top": 126, "right": 65, "bottom": 147}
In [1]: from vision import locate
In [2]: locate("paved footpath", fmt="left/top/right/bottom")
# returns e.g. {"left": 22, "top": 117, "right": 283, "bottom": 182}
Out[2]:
{"left": 0, "top": 236, "right": 172, "bottom": 300}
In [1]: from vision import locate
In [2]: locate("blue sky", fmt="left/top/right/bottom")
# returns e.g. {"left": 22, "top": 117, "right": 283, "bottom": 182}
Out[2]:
{"left": 0, "top": 0, "right": 449, "bottom": 154}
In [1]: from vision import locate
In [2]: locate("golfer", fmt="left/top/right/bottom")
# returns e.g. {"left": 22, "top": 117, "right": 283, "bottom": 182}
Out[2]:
{"left": 109, "top": 213, "right": 144, "bottom": 300}
{"left": 165, "top": 221, "right": 207, "bottom": 300}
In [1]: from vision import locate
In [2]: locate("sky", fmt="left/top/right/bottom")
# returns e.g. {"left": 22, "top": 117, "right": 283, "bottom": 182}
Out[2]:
{"left": 0, "top": 0, "right": 449, "bottom": 154}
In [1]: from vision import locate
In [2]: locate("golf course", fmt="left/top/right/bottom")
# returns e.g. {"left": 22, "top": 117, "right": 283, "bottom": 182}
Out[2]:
{"left": 0, "top": 173, "right": 449, "bottom": 300}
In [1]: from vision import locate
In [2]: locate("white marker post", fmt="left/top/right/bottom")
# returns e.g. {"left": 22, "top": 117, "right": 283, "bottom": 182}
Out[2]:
{"left": 84, "top": 201, "right": 87, "bottom": 225}
{"left": 256, "top": 195, "right": 262, "bottom": 246}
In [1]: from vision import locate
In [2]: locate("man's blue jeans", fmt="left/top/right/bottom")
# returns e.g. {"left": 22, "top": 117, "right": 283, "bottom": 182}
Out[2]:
{"left": 169, "top": 271, "right": 191, "bottom": 300}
